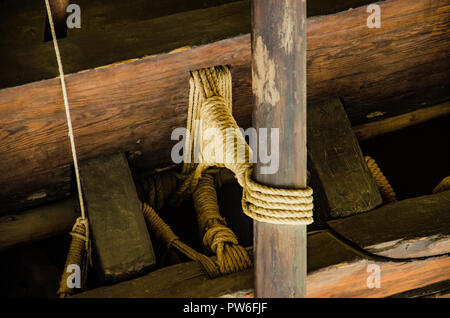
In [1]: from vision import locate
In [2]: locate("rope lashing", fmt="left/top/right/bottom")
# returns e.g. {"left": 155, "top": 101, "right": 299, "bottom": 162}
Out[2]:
{"left": 433, "top": 176, "right": 450, "bottom": 194}
{"left": 139, "top": 169, "right": 250, "bottom": 277}
{"left": 181, "top": 66, "right": 314, "bottom": 225}
{"left": 365, "top": 156, "right": 397, "bottom": 203}
{"left": 142, "top": 202, "right": 220, "bottom": 278}
{"left": 57, "top": 217, "right": 91, "bottom": 297}
{"left": 193, "top": 174, "right": 252, "bottom": 274}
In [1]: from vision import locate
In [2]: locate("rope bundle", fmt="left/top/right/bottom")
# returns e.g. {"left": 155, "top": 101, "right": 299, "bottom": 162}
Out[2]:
{"left": 182, "top": 66, "right": 314, "bottom": 225}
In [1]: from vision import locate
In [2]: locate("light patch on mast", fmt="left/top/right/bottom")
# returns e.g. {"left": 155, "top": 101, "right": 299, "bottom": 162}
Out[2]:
{"left": 280, "top": 5, "right": 295, "bottom": 54}
{"left": 252, "top": 36, "right": 280, "bottom": 107}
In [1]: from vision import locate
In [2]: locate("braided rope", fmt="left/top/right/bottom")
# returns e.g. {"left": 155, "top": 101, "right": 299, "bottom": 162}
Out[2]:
{"left": 142, "top": 202, "right": 220, "bottom": 278}
{"left": 57, "top": 217, "right": 91, "bottom": 297}
{"left": 193, "top": 174, "right": 252, "bottom": 274}
{"left": 365, "top": 156, "right": 397, "bottom": 203}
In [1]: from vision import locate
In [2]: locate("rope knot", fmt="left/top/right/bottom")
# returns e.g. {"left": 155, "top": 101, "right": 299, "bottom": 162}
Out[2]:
{"left": 203, "top": 224, "right": 239, "bottom": 254}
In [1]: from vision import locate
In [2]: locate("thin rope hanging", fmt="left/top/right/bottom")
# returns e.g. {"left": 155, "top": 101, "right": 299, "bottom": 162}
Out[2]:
{"left": 44, "top": 0, "right": 91, "bottom": 297}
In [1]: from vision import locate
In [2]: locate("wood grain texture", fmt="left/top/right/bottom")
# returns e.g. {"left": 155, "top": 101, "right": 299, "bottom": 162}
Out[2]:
{"left": 0, "top": 197, "right": 77, "bottom": 251}
{"left": 388, "top": 280, "right": 450, "bottom": 298}
{"left": 79, "top": 153, "right": 155, "bottom": 283}
{"left": 75, "top": 230, "right": 450, "bottom": 298}
{"left": 328, "top": 190, "right": 450, "bottom": 259}
{"left": 0, "top": 0, "right": 375, "bottom": 51}
{"left": 0, "top": 0, "right": 449, "bottom": 212}
{"left": 252, "top": 0, "right": 308, "bottom": 298}
{"left": 308, "top": 98, "right": 382, "bottom": 221}
{"left": 66, "top": 0, "right": 241, "bottom": 37}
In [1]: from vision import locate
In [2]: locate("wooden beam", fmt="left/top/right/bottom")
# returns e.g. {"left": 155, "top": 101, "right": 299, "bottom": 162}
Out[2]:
{"left": 66, "top": 0, "right": 241, "bottom": 37}
{"left": 252, "top": 0, "right": 308, "bottom": 298}
{"left": 79, "top": 153, "right": 156, "bottom": 283}
{"left": 328, "top": 190, "right": 450, "bottom": 259}
{"left": 0, "top": 0, "right": 376, "bottom": 52}
{"left": 0, "top": 197, "right": 77, "bottom": 251}
{"left": 308, "top": 99, "right": 382, "bottom": 223}
{"left": 74, "top": 230, "right": 450, "bottom": 298}
{"left": 4, "top": 185, "right": 448, "bottom": 260}
{"left": 353, "top": 101, "right": 450, "bottom": 142}
{"left": 388, "top": 281, "right": 450, "bottom": 298}
{"left": 0, "top": 0, "right": 449, "bottom": 212}
{"left": 0, "top": 169, "right": 238, "bottom": 251}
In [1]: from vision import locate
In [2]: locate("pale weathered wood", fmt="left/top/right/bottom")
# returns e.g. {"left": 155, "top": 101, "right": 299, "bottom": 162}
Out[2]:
{"left": 252, "top": 0, "right": 308, "bottom": 298}
{"left": 308, "top": 98, "right": 382, "bottom": 222}
{"left": 79, "top": 153, "right": 155, "bottom": 283}
{"left": 0, "top": 0, "right": 449, "bottom": 212}
{"left": 328, "top": 190, "right": 450, "bottom": 259}
{"left": 74, "top": 230, "right": 450, "bottom": 298}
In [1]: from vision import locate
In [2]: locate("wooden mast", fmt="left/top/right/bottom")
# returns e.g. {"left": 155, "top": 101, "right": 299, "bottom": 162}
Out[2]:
{"left": 252, "top": 0, "right": 308, "bottom": 297}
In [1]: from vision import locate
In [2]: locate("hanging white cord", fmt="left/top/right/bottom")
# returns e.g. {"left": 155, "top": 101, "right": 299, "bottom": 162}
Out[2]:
{"left": 44, "top": 0, "right": 86, "bottom": 220}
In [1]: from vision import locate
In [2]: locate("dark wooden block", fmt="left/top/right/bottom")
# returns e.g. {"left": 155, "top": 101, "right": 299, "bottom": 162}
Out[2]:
{"left": 80, "top": 153, "right": 155, "bottom": 283}
{"left": 307, "top": 98, "right": 382, "bottom": 221}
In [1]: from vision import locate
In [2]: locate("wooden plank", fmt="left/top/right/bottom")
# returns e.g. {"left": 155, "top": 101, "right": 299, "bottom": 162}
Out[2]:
{"left": 65, "top": 0, "right": 376, "bottom": 37}
{"left": 66, "top": 0, "right": 241, "bottom": 37}
{"left": 3, "top": 184, "right": 447, "bottom": 260}
{"left": 75, "top": 230, "right": 450, "bottom": 298}
{"left": 0, "top": 1, "right": 252, "bottom": 89}
{"left": 0, "top": 0, "right": 374, "bottom": 52}
{"left": 252, "top": 0, "right": 308, "bottom": 298}
{"left": 0, "top": 197, "right": 77, "bottom": 251}
{"left": 79, "top": 153, "right": 155, "bottom": 283}
{"left": 388, "top": 280, "right": 450, "bottom": 298}
{"left": 308, "top": 98, "right": 382, "bottom": 221}
{"left": 328, "top": 190, "right": 450, "bottom": 259}
{"left": 353, "top": 101, "right": 450, "bottom": 141}
{"left": 0, "top": 0, "right": 449, "bottom": 212}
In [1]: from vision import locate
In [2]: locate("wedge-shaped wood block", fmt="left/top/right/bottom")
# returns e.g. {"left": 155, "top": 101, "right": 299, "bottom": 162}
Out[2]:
{"left": 80, "top": 153, "right": 155, "bottom": 283}
{"left": 307, "top": 98, "right": 382, "bottom": 221}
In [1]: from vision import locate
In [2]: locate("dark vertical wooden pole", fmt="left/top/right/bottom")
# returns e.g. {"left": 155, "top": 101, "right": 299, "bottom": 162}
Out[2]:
{"left": 252, "top": 0, "right": 308, "bottom": 297}
{"left": 45, "top": 0, "right": 69, "bottom": 41}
